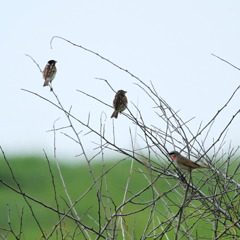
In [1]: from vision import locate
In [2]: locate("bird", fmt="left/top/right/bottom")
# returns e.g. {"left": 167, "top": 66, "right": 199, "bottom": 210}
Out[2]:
{"left": 43, "top": 60, "right": 57, "bottom": 91}
{"left": 111, "top": 90, "right": 128, "bottom": 118}
{"left": 169, "top": 151, "right": 207, "bottom": 171}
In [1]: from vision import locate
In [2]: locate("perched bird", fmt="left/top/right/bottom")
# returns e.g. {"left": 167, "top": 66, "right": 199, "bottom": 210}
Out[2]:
{"left": 111, "top": 90, "right": 128, "bottom": 118}
{"left": 169, "top": 151, "right": 207, "bottom": 171}
{"left": 43, "top": 60, "right": 57, "bottom": 90}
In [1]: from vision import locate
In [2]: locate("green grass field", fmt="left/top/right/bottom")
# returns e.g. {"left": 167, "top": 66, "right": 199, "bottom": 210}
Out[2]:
{"left": 0, "top": 156, "right": 239, "bottom": 239}
{"left": 0, "top": 156, "right": 161, "bottom": 239}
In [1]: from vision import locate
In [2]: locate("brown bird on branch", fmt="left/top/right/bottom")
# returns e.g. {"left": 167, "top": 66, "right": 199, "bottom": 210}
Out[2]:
{"left": 111, "top": 90, "right": 128, "bottom": 118}
{"left": 169, "top": 151, "right": 207, "bottom": 171}
{"left": 43, "top": 60, "right": 57, "bottom": 91}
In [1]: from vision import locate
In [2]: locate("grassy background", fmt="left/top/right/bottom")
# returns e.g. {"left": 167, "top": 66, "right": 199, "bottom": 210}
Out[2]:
{"left": 0, "top": 156, "right": 162, "bottom": 239}
{"left": 0, "top": 156, "right": 238, "bottom": 239}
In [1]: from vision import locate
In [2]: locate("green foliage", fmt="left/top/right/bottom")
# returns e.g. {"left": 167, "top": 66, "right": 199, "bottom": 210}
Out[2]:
{"left": 0, "top": 156, "right": 239, "bottom": 239}
{"left": 0, "top": 156, "right": 161, "bottom": 239}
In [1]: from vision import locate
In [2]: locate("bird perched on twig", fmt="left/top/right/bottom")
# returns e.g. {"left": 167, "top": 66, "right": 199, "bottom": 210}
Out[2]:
{"left": 43, "top": 60, "right": 57, "bottom": 91}
{"left": 169, "top": 151, "right": 207, "bottom": 171}
{"left": 111, "top": 90, "right": 128, "bottom": 118}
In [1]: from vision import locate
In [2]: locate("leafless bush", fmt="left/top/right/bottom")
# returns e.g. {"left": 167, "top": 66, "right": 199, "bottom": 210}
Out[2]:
{"left": 0, "top": 37, "right": 240, "bottom": 239}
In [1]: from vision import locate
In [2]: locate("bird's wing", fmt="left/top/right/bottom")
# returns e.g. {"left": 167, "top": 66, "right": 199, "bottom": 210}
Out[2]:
{"left": 181, "top": 157, "right": 203, "bottom": 168}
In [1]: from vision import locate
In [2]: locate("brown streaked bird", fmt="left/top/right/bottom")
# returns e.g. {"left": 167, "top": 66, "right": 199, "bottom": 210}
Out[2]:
{"left": 111, "top": 90, "right": 128, "bottom": 118}
{"left": 43, "top": 60, "right": 57, "bottom": 91}
{"left": 169, "top": 151, "right": 207, "bottom": 171}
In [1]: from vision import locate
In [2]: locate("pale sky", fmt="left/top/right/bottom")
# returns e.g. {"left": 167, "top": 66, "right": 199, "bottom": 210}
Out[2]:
{"left": 2, "top": 1, "right": 240, "bottom": 160}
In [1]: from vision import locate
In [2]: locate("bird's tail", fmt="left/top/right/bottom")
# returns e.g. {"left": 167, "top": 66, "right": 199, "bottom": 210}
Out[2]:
{"left": 43, "top": 80, "right": 49, "bottom": 87}
{"left": 111, "top": 110, "right": 118, "bottom": 118}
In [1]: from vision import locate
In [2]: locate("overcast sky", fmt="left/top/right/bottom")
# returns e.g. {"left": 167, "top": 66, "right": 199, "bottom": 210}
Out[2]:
{"left": 2, "top": 1, "right": 240, "bottom": 160}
